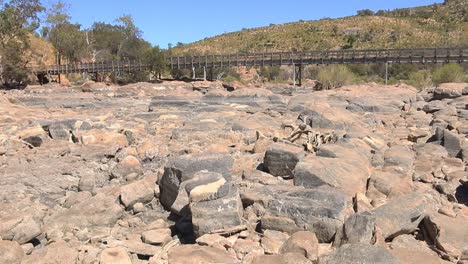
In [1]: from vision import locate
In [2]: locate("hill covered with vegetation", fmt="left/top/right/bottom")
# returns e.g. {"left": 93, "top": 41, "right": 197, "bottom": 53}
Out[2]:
{"left": 173, "top": 0, "right": 467, "bottom": 55}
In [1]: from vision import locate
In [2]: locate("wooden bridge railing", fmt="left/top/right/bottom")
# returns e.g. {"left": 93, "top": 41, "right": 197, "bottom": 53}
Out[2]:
{"left": 169, "top": 48, "right": 468, "bottom": 69}
{"left": 31, "top": 47, "right": 468, "bottom": 75}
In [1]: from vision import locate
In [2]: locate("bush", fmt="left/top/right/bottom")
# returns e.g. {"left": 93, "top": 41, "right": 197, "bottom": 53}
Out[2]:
{"left": 407, "top": 70, "right": 433, "bottom": 89}
{"left": 432, "top": 63, "right": 465, "bottom": 85}
{"left": 317, "top": 65, "right": 356, "bottom": 89}
{"left": 259, "top": 66, "right": 281, "bottom": 81}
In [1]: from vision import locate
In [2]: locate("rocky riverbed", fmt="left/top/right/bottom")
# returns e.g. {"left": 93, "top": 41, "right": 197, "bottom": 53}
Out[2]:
{"left": 0, "top": 80, "right": 467, "bottom": 264}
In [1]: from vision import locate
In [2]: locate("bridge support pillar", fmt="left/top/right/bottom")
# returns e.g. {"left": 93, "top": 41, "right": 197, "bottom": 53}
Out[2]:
{"left": 192, "top": 67, "right": 196, "bottom": 80}
{"left": 385, "top": 62, "right": 388, "bottom": 86}
{"left": 203, "top": 67, "right": 207, "bottom": 81}
{"left": 209, "top": 67, "right": 214, "bottom": 82}
{"left": 292, "top": 64, "right": 302, "bottom": 86}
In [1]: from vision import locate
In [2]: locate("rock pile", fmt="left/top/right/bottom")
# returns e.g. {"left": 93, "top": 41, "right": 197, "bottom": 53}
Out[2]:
{"left": 0, "top": 81, "right": 466, "bottom": 263}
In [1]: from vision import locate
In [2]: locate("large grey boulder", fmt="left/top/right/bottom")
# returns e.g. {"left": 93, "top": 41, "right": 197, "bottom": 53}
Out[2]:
{"left": 334, "top": 213, "right": 376, "bottom": 247}
{"left": 159, "top": 153, "right": 233, "bottom": 215}
{"left": 319, "top": 243, "right": 399, "bottom": 264}
{"left": 264, "top": 143, "right": 305, "bottom": 178}
{"left": 260, "top": 185, "right": 348, "bottom": 242}
{"left": 421, "top": 213, "right": 468, "bottom": 261}
{"left": 190, "top": 182, "right": 243, "bottom": 237}
{"left": 443, "top": 129, "right": 462, "bottom": 158}
{"left": 293, "top": 156, "right": 369, "bottom": 197}
{"left": 43, "top": 187, "right": 124, "bottom": 237}
{"left": 372, "top": 193, "right": 429, "bottom": 240}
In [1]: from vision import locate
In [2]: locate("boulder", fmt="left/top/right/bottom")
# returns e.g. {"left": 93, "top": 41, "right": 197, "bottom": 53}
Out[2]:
{"left": 261, "top": 185, "right": 348, "bottom": 242}
{"left": 233, "top": 239, "right": 264, "bottom": 261}
{"left": 390, "top": 234, "right": 446, "bottom": 264}
{"left": 105, "top": 239, "right": 162, "bottom": 257}
{"left": 142, "top": 228, "right": 172, "bottom": 245}
{"left": 99, "top": 247, "right": 132, "bottom": 264}
{"left": 372, "top": 193, "right": 428, "bottom": 240}
{"left": 261, "top": 230, "right": 290, "bottom": 254}
{"left": 44, "top": 187, "right": 124, "bottom": 235}
{"left": 433, "top": 83, "right": 466, "bottom": 100}
{"left": 0, "top": 240, "right": 25, "bottom": 264}
{"left": 196, "top": 234, "right": 231, "bottom": 249}
{"left": 167, "top": 245, "right": 238, "bottom": 264}
{"left": 190, "top": 183, "right": 244, "bottom": 237}
{"left": 279, "top": 231, "right": 319, "bottom": 262}
{"left": 111, "top": 155, "right": 143, "bottom": 179}
{"left": 443, "top": 129, "right": 462, "bottom": 158}
{"left": 0, "top": 200, "right": 46, "bottom": 245}
{"left": 46, "top": 121, "right": 75, "bottom": 141}
{"left": 334, "top": 213, "right": 376, "bottom": 247}
{"left": 293, "top": 156, "right": 369, "bottom": 197}
{"left": 170, "top": 171, "right": 229, "bottom": 216}
{"left": 383, "top": 145, "right": 415, "bottom": 171}
{"left": 159, "top": 153, "right": 233, "bottom": 214}
{"left": 319, "top": 243, "right": 398, "bottom": 264}
{"left": 366, "top": 169, "right": 412, "bottom": 203}
{"left": 421, "top": 213, "right": 468, "bottom": 260}
{"left": 264, "top": 143, "right": 305, "bottom": 178}
{"left": 120, "top": 174, "right": 156, "bottom": 209}
{"left": 21, "top": 241, "right": 78, "bottom": 264}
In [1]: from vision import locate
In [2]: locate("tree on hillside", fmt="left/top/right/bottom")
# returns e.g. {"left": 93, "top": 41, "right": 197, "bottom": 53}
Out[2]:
{"left": 43, "top": 1, "right": 86, "bottom": 63}
{"left": 0, "top": 0, "right": 44, "bottom": 86}
{"left": 357, "top": 9, "right": 375, "bottom": 16}
{"left": 89, "top": 15, "right": 151, "bottom": 62}
{"left": 144, "top": 46, "right": 166, "bottom": 79}
{"left": 49, "top": 23, "right": 87, "bottom": 62}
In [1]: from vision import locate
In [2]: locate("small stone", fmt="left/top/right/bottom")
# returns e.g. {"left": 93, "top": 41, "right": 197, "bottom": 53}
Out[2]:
{"left": 133, "top": 203, "right": 145, "bottom": 213}
{"left": 142, "top": 229, "right": 172, "bottom": 245}
{"left": 239, "top": 230, "right": 249, "bottom": 239}
{"left": 21, "top": 243, "right": 34, "bottom": 255}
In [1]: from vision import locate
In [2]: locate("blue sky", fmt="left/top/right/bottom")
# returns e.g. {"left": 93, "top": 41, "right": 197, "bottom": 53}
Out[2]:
{"left": 52, "top": 0, "right": 443, "bottom": 48}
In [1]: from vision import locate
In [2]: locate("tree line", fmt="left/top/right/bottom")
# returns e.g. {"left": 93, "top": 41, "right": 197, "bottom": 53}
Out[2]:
{"left": 0, "top": 0, "right": 167, "bottom": 87}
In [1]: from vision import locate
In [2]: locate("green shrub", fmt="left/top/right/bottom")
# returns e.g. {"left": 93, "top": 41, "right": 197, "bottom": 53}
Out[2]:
{"left": 259, "top": 66, "right": 281, "bottom": 81}
{"left": 433, "top": 63, "right": 465, "bottom": 85}
{"left": 317, "top": 65, "right": 356, "bottom": 89}
{"left": 406, "top": 70, "right": 433, "bottom": 89}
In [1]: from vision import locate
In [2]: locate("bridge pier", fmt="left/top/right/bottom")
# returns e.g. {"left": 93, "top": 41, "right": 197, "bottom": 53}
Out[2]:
{"left": 292, "top": 64, "right": 302, "bottom": 86}
{"left": 203, "top": 67, "right": 207, "bottom": 81}
{"left": 192, "top": 67, "right": 196, "bottom": 79}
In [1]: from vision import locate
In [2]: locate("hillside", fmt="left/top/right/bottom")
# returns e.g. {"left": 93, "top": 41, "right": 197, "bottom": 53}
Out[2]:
{"left": 173, "top": 0, "right": 467, "bottom": 55}
{"left": 27, "top": 35, "right": 57, "bottom": 69}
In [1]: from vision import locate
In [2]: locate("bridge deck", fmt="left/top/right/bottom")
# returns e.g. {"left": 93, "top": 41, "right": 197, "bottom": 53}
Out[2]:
{"left": 32, "top": 48, "right": 468, "bottom": 75}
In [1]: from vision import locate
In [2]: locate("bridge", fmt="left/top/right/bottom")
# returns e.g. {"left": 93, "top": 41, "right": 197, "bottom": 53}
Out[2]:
{"left": 32, "top": 47, "right": 468, "bottom": 85}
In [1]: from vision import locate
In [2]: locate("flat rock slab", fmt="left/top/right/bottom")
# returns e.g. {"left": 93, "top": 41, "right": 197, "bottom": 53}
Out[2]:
{"left": 261, "top": 185, "right": 348, "bottom": 242}
{"left": 319, "top": 243, "right": 399, "bottom": 264}
{"left": 168, "top": 245, "right": 238, "bottom": 264}
{"left": 372, "top": 192, "right": 428, "bottom": 240}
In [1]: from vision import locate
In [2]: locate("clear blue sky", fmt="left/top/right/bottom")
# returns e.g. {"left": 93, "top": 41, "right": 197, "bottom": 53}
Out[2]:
{"left": 54, "top": 0, "right": 443, "bottom": 48}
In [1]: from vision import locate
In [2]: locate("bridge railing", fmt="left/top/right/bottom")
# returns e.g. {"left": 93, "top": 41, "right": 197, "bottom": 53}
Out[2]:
{"left": 32, "top": 48, "right": 468, "bottom": 74}
{"left": 168, "top": 47, "right": 468, "bottom": 69}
